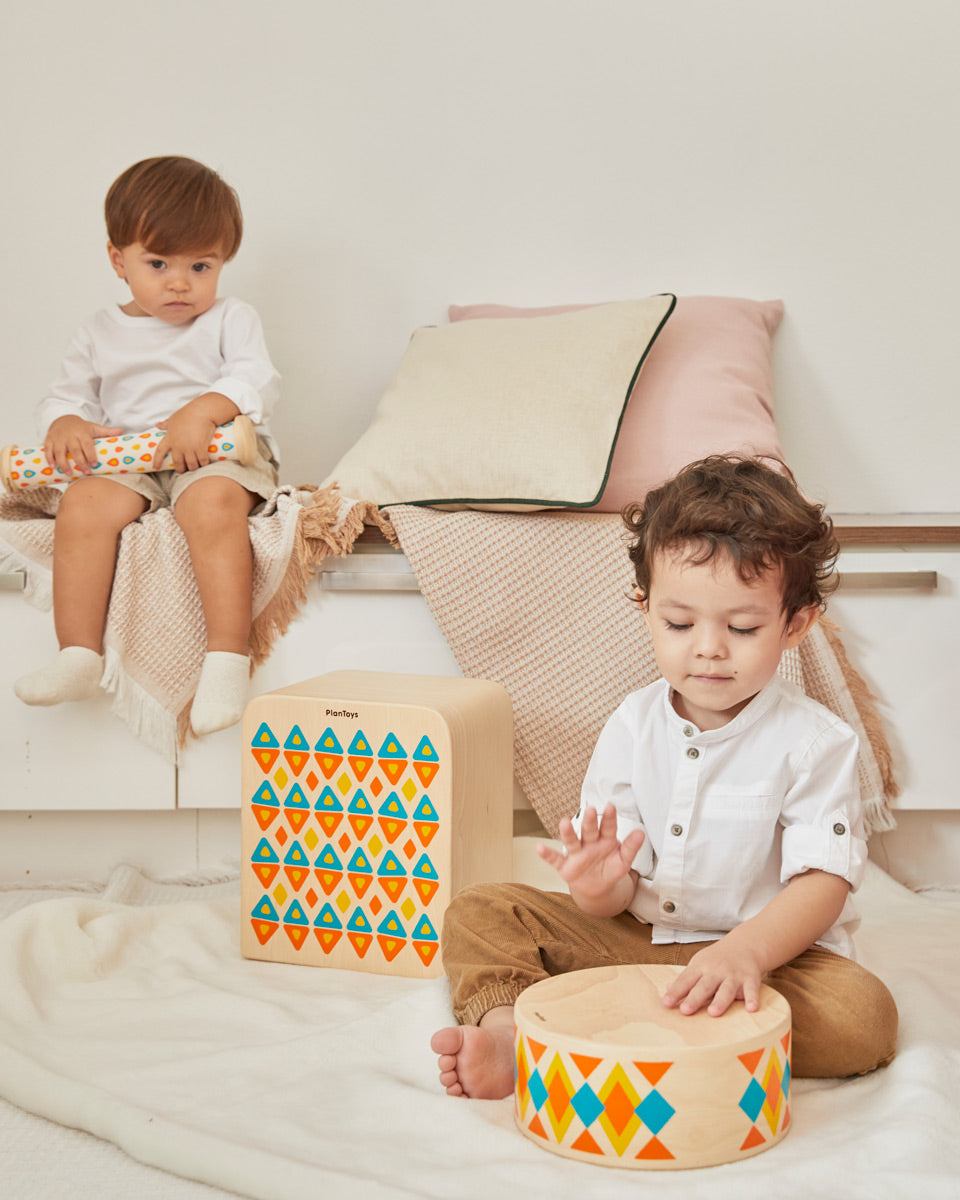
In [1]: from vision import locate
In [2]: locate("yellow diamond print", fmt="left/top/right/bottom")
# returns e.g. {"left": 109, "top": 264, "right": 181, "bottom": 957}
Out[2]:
{"left": 272, "top": 884, "right": 288, "bottom": 906}
{"left": 336, "top": 890, "right": 351, "bottom": 913}
{"left": 274, "top": 767, "right": 289, "bottom": 790}
{"left": 304, "top": 829, "right": 319, "bottom": 851}
{"left": 401, "top": 779, "right": 417, "bottom": 801}
{"left": 761, "top": 1049, "right": 787, "bottom": 1134}
{"left": 400, "top": 897, "right": 417, "bottom": 921}
{"left": 597, "top": 1062, "right": 642, "bottom": 1156}
{"left": 367, "top": 834, "right": 383, "bottom": 857}
{"left": 543, "top": 1053, "right": 577, "bottom": 1142}
{"left": 337, "top": 773, "right": 352, "bottom": 796}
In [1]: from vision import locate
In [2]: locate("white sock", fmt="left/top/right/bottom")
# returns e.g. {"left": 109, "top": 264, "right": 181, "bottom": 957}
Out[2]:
{"left": 14, "top": 646, "right": 104, "bottom": 706}
{"left": 190, "top": 651, "right": 250, "bottom": 736}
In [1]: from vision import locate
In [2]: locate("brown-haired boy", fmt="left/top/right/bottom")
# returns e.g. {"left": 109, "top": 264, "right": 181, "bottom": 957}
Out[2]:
{"left": 431, "top": 455, "right": 897, "bottom": 1099}
{"left": 14, "top": 156, "right": 280, "bottom": 735}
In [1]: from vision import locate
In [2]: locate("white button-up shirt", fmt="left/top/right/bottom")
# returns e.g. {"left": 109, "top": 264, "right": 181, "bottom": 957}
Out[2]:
{"left": 573, "top": 675, "right": 867, "bottom": 958}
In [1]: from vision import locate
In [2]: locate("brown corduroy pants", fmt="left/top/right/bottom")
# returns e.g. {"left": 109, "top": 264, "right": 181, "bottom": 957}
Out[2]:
{"left": 441, "top": 882, "right": 898, "bottom": 1079}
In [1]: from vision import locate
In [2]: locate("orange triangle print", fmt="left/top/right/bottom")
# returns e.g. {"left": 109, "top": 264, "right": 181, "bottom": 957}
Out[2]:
{"left": 253, "top": 805, "right": 279, "bottom": 831}
{"left": 314, "top": 928, "right": 342, "bottom": 953}
{"left": 636, "top": 1061, "right": 673, "bottom": 1086}
{"left": 315, "top": 753, "right": 342, "bottom": 779}
{"left": 527, "top": 1038, "right": 547, "bottom": 1063}
{"left": 253, "top": 863, "right": 279, "bottom": 888}
{"left": 349, "top": 814, "right": 373, "bottom": 839}
{"left": 378, "top": 817, "right": 407, "bottom": 843}
{"left": 348, "top": 873, "right": 373, "bottom": 898}
{"left": 413, "top": 941, "right": 440, "bottom": 966}
{"left": 348, "top": 756, "right": 372, "bottom": 781}
{"left": 740, "top": 1125, "right": 766, "bottom": 1151}
{"left": 285, "top": 808, "right": 310, "bottom": 834}
{"left": 527, "top": 1113, "right": 548, "bottom": 1140}
{"left": 377, "top": 934, "right": 406, "bottom": 961}
{"left": 739, "top": 1049, "right": 764, "bottom": 1074}
{"left": 379, "top": 876, "right": 407, "bottom": 900}
{"left": 317, "top": 812, "right": 343, "bottom": 837}
{"left": 284, "top": 925, "right": 309, "bottom": 950}
{"left": 251, "top": 747, "right": 280, "bottom": 773}
{"left": 414, "top": 822, "right": 439, "bottom": 847}
{"left": 284, "top": 750, "right": 309, "bottom": 776}
{"left": 348, "top": 932, "right": 372, "bottom": 958}
{"left": 782, "top": 1031, "right": 791, "bottom": 1055}
{"left": 413, "top": 878, "right": 440, "bottom": 905}
{"left": 284, "top": 866, "right": 309, "bottom": 891}
{"left": 637, "top": 1137, "right": 675, "bottom": 1161}
{"left": 570, "top": 1128, "right": 605, "bottom": 1155}
{"left": 315, "top": 869, "right": 342, "bottom": 895}
{"left": 413, "top": 760, "right": 439, "bottom": 788}
{"left": 251, "top": 919, "right": 277, "bottom": 945}
{"left": 570, "top": 1054, "right": 603, "bottom": 1079}
{"left": 379, "top": 759, "right": 406, "bottom": 784}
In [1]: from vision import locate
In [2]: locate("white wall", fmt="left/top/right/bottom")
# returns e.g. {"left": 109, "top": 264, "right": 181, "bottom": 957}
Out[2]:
{"left": 2, "top": 0, "right": 957, "bottom": 513}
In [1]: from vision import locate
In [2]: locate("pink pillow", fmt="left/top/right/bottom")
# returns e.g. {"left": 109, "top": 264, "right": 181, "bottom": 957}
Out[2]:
{"left": 449, "top": 296, "right": 786, "bottom": 511}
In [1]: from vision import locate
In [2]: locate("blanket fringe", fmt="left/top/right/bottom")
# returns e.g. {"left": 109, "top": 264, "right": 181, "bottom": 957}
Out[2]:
{"left": 101, "top": 647, "right": 181, "bottom": 764}
{"left": 820, "top": 616, "right": 899, "bottom": 833}
{"left": 248, "top": 487, "right": 383, "bottom": 666}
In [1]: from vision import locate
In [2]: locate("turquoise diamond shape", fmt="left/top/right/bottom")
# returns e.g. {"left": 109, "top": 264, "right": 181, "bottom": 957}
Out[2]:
{"left": 527, "top": 1069, "right": 548, "bottom": 1111}
{"left": 571, "top": 1082, "right": 604, "bottom": 1128}
{"left": 739, "top": 1077, "right": 766, "bottom": 1122}
{"left": 636, "top": 1088, "right": 675, "bottom": 1135}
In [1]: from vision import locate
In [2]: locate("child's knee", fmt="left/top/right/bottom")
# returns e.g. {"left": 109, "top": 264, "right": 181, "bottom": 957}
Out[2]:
{"left": 793, "top": 973, "right": 899, "bottom": 1077}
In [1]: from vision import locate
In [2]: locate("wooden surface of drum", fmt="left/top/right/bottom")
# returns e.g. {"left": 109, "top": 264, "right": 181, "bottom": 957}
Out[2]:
{"left": 514, "top": 963, "right": 791, "bottom": 1170}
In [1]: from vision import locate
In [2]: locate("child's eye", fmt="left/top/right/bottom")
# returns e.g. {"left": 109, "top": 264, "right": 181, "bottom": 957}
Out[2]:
{"left": 149, "top": 260, "right": 166, "bottom": 270}
{"left": 730, "top": 626, "right": 759, "bottom": 636}
{"left": 664, "top": 621, "right": 692, "bottom": 632}
{"left": 191, "top": 263, "right": 210, "bottom": 273}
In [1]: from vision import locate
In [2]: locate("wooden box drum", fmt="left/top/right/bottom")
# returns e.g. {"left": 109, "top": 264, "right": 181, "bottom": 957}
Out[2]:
{"left": 514, "top": 964, "right": 792, "bottom": 1169}
{"left": 241, "top": 671, "right": 513, "bottom": 978}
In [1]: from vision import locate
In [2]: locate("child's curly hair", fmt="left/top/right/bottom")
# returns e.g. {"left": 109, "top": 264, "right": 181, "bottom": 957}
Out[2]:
{"left": 623, "top": 455, "right": 839, "bottom": 620}
{"left": 105, "top": 156, "right": 243, "bottom": 260}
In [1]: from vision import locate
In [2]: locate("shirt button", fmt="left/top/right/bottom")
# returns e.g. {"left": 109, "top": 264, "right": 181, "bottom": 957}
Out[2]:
{"left": 686, "top": 747, "right": 700, "bottom": 760}
{"left": 662, "top": 900, "right": 677, "bottom": 914}
{"left": 671, "top": 824, "right": 683, "bottom": 837}
{"left": 683, "top": 725, "right": 695, "bottom": 737}
{"left": 833, "top": 822, "right": 847, "bottom": 836}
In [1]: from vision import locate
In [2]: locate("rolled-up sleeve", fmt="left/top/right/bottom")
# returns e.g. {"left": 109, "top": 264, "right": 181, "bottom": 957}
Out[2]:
{"left": 212, "top": 302, "right": 280, "bottom": 424}
{"left": 780, "top": 721, "right": 867, "bottom": 890}
{"left": 573, "top": 709, "right": 654, "bottom": 877}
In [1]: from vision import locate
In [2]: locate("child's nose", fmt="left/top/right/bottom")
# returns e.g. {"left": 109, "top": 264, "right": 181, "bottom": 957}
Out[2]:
{"left": 695, "top": 628, "right": 727, "bottom": 658}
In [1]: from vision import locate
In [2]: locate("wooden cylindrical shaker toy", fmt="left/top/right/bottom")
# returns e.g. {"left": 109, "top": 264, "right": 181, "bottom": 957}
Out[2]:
{"left": 514, "top": 964, "right": 791, "bottom": 1169}
{"left": 1, "top": 415, "right": 258, "bottom": 491}
{"left": 241, "top": 671, "right": 514, "bottom": 979}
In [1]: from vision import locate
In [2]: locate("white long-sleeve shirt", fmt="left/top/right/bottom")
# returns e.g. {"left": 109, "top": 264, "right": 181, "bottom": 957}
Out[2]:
{"left": 573, "top": 674, "right": 867, "bottom": 958}
{"left": 37, "top": 297, "right": 280, "bottom": 456}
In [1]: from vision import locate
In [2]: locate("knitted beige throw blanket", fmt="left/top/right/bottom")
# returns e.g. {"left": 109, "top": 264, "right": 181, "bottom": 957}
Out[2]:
{"left": 0, "top": 486, "right": 375, "bottom": 763}
{"left": 384, "top": 505, "right": 898, "bottom": 836}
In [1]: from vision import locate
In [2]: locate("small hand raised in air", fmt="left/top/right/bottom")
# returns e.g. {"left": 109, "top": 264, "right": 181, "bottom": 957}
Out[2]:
{"left": 537, "top": 804, "right": 645, "bottom": 917}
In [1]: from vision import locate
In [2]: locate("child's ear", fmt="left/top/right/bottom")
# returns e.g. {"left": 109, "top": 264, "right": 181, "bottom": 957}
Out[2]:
{"left": 784, "top": 605, "right": 819, "bottom": 649}
{"left": 107, "top": 242, "right": 126, "bottom": 280}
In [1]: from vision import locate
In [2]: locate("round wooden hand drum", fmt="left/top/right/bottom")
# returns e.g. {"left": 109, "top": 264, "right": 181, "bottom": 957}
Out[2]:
{"left": 514, "top": 964, "right": 792, "bottom": 1170}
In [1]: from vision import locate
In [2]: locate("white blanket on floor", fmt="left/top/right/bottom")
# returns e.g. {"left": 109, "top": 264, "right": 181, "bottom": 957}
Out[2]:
{"left": 0, "top": 858, "right": 957, "bottom": 1200}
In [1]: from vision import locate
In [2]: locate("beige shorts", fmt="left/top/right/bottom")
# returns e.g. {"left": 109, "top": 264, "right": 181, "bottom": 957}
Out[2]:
{"left": 99, "top": 436, "right": 279, "bottom": 513}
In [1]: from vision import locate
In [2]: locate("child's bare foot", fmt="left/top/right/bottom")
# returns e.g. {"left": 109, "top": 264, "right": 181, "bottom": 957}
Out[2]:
{"left": 430, "top": 1022, "right": 515, "bottom": 1099}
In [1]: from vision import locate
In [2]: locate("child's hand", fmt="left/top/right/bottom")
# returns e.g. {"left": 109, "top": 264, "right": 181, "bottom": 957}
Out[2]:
{"left": 537, "top": 804, "right": 645, "bottom": 915}
{"left": 661, "top": 930, "right": 765, "bottom": 1017}
{"left": 43, "top": 415, "right": 124, "bottom": 477}
{"left": 154, "top": 393, "right": 236, "bottom": 472}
